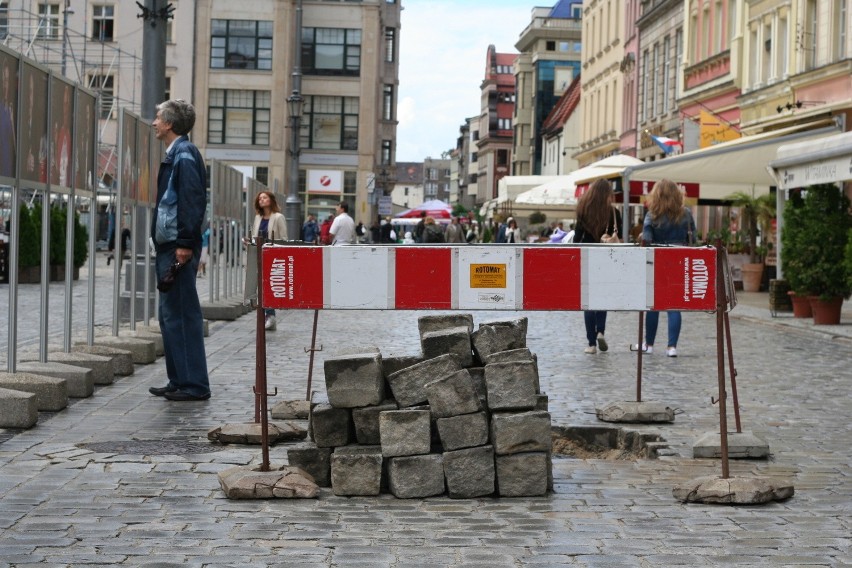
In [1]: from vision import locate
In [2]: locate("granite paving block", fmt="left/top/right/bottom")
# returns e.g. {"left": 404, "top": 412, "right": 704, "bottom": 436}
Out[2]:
{"left": 387, "top": 353, "right": 463, "bottom": 407}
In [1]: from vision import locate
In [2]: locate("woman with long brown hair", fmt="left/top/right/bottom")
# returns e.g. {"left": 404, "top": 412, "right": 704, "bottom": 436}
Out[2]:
{"left": 573, "top": 178, "right": 621, "bottom": 354}
{"left": 637, "top": 178, "right": 696, "bottom": 357}
{"left": 249, "top": 191, "right": 287, "bottom": 330}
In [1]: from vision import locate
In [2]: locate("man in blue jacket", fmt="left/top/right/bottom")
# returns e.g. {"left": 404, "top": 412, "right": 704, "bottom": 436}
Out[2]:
{"left": 148, "top": 99, "right": 211, "bottom": 401}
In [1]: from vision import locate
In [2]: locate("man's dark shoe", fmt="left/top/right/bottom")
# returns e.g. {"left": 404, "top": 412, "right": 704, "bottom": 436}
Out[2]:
{"left": 163, "top": 390, "right": 211, "bottom": 402}
{"left": 149, "top": 384, "right": 178, "bottom": 396}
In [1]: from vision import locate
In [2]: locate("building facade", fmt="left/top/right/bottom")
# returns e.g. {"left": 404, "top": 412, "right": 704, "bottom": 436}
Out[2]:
{"left": 576, "top": 0, "right": 625, "bottom": 167}
{"left": 512, "top": 1, "right": 583, "bottom": 176}
{"left": 475, "top": 45, "right": 516, "bottom": 203}
{"left": 192, "top": 0, "right": 401, "bottom": 227}
{"left": 636, "top": 0, "right": 686, "bottom": 161}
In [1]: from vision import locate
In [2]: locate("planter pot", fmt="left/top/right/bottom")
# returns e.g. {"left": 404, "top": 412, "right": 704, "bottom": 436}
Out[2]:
{"left": 49, "top": 264, "right": 66, "bottom": 282}
{"left": 18, "top": 265, "right": 41, "bottom": 284}
{"left": 788, "top": 291, "right": 813, "bottom": 318}
{"left": 808, "top": 296, "right": 843, "bottom": 325}
{"left": 741, "top": 263, "right": 764, "bottom": 292}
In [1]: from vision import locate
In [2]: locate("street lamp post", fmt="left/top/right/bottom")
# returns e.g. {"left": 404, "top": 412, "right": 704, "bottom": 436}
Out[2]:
{"left": 285, "top": 90, "right": 303, "bottom": 241}
{"left": 285, "top": 0, "right": 304, "bottom": 241}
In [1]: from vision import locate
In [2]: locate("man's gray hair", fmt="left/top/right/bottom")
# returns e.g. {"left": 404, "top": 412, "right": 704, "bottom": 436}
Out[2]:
{"left": 156, "top": 99, "right": 196, "bottom": 136}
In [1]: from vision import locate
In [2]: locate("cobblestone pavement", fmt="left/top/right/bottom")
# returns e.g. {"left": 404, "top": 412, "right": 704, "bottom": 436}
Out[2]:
{"left": 1, "top": 256, "right": 851, "bottom": 566}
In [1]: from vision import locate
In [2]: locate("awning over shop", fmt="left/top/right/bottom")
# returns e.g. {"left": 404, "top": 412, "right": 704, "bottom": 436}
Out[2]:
{"left": 496, "top": 176, "right": 561, "bottom": 204}
{"left": 622, "top": 121, "right": 841, "bottom": 201}
{"left": 769, "top": 130, "right": 852, "bottom": 190}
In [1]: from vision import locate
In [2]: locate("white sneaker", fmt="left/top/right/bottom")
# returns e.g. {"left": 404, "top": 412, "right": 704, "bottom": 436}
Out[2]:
{"left": 666, "top": 347, "right": 677, "bottom": 357}
{"left": 596, "top": 332, "right": 608, "bottom": 352}
{"left": 584, "top": 345, "right": 597, "bottom": 354}
{"left": 264, "top": 315, "right": 276, "bottom": 331}
{"left": 631, "top": 343, "right": 653, "bottom": 354}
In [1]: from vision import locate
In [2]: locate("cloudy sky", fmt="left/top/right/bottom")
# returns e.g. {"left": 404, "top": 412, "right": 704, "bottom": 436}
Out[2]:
{"left": 396, "top": 1, "right": 536, "bottom": 162}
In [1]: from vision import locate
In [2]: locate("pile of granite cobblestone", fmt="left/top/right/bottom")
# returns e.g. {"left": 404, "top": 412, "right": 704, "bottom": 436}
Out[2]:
{"left": 287, "top": 314, "right": 553, "bottom": 499}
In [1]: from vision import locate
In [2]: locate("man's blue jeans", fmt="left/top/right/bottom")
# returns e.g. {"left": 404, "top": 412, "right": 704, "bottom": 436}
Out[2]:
{"left": 156, "top": 247, "right": 210, "bottom": 397}
{"left": 645, "top": 311, "right": 682, "bottom": 348}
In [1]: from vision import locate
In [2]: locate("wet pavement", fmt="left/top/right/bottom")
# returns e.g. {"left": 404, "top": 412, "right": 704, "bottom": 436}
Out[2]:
{"left": 0, "top": 254, "right": 850, "bottom": 566}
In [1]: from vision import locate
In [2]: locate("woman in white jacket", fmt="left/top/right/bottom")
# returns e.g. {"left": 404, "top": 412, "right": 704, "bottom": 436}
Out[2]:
{"left": 250, "top": 191, "right": 287, "bottom": 330}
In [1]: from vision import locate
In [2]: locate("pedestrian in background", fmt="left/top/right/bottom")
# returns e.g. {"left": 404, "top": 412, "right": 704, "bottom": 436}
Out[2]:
{"left": 319, "top": 214, "right": 333, "bottom": 245}
{"left": 445, "top": 216, "right": 465, "bottom": 243}
{"left": 504, "top": 218, "right": 520, "bottom": 243}
{"left": 414, "top": 211, "right": 427, "bottom": 243}
{"left": 197, "top": 226, "right": 210, "bottom": 277}
{"left": 330, "top": 201, "right": 356, "bottom": 245}
{"left": 302, "top": 214, "right": 319, "bottom": 244}
{"left": 423, "top": 216, "right": 444, "bottom": 243}
{"left": 636, "top": 179, "right": 697, "bottom": 357}
{"left": 148, "top": 99, "right": 211, "bottom": 401}
{"left": 249, "top": 190, "right": 287, "bottom": 331}
{"left": 573, "top": 178, "right": 621, "bottom": 354}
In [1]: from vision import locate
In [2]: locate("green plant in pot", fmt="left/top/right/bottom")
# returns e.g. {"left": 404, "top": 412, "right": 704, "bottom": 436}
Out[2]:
{"left": 781, "top": 184, "right": 852, "bottom": 324}
{"left": 727, "top": 190, "right": 775, "bottom": 292}
{"left": 17, "top": 205, "right": 41, "bottom": 282}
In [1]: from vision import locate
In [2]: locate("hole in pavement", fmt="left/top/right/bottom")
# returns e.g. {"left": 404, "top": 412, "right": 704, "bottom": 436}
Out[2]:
{"left": 551, "top": 425, "right": 669, "bottom": 459}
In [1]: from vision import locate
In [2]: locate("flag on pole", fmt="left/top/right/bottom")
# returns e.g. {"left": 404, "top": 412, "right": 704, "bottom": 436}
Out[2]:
{"left": 650, "top": 134, "right": 683, "bottom": 154}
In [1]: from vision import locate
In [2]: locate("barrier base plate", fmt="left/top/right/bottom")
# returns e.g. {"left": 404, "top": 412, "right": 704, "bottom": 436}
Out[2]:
{"left": 673, "top": 475, "right": 794, "bottom": 504}
{"left": 692, "top": 430, "right": 770, "bottom": 459}
{"left": 595, "top": 401, "right": 675, "bottom": 423}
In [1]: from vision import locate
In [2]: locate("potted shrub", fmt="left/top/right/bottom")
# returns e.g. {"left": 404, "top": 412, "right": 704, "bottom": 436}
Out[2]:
{"left": 727, "top": 190, "right": 775, "bottom": 292}
{"left": 49, "top": 204, "right": 68, "bottom": 281}
{"left": 781, "top": 184, "right": 852, "bottom": 324}
{"left": 17, "top": 204, "right": 41, "bottom": 283}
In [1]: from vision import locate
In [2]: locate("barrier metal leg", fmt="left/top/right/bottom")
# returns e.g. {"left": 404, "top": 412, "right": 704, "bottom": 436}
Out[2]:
{"left": 636, "top": 311, "right": 644, "bottom": 403}
{"left": 723, "top": 310, "right": 742, "bottom": 433}
{"left": 714, "top": 245, "right": 730, "bottom": 479}
{"left": 304, "top": 309, "right": 322, "bottom": 401}
{"left": 253, "top": 237, "right": 272, "bottom": 471}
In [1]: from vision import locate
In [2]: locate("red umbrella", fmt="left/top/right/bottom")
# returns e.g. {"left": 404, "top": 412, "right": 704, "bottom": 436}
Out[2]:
{"left": 394, "top": 199, "right": 453, "bottom": 219}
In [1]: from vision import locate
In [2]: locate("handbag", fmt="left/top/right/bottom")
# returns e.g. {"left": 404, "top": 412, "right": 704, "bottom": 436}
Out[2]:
{"left": 600, "top": 209, "right": 620, "bottom": 243}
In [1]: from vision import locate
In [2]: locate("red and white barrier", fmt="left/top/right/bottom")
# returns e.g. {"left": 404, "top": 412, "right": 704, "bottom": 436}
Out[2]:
{"left": 260, "top": 244, "right": 717, "bottom": 312}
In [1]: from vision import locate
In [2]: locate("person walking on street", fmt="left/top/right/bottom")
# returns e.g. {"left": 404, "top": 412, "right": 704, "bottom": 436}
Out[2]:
{"left": 330, "top": 201, "right": 356, "bottom": 245}
{"left": 319, "top": 214, "right": 333, "bottom": 245}
{"left": 302, "top": 214, "right": 319, "bottom": 244}
{"left": 636, "top": 179, "right": 697, "bottom": 357}
{"left": 148, "top": 99, "right": 211, "bottom": 401}
{"left": 445, "top": 216, "right": 465, "bottom": 243}
{"left": 249, "top": 191, "right": 287, "bottom": 330}
{"left": 573, "top": 178, "right": 621, "bottom": 354}
{"left": 414, "top": 211, "right": 427, "bottom": 243}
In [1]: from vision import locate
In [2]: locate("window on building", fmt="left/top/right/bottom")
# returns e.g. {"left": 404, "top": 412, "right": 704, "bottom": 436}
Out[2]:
{"left": 675, "top": 29, "right": 683, "bottom": 98}
{"left": 546, "top": 40, "right": 555, "bottom": 51}
{"left": 762, "top": 21, "right": 773, "bottom": 83}
{"left": 208, "top": 89, "right": 271, "bottom": 145}
{"left": 163, "top": 77, "right": 172, "bottom": 101}
{"left": 384, "top": 27, "right": 395, "bottom": 63}
{"left": 497, "top": 149, "right": 508, "bottom": 166}
{"left": 640, "top": 49, "right": 649, "bottom": 123}
{"left": 652, "top": 44, "right": 660, "bottom": 117}
{"left": 382, "top": 84, "right": 394, "bottom": 121}
{"left": 255, "top": 166, "right": 268, "bottom": 185}
{"left": 90, "top": 74, "right": 114, "bottom": 119}
{"left": 302, "top": 27, "right": 361, "bottom": 76}
{"left": 714, "top": 0, "right": 724, "bottom": 53}
{"left": 37, "top": 3, "right": 60, "bottom": 40}
{"left": 663, "top": 36, "right": 671, "bottom": 114}
{"left": 211, "top": 20, "right": 273, "bottom": 70}
{"left": 805, "top": 0, "right": 818, "bottom": 69}
{"left": 381, "top": 139, "right": 392, "bottom": 164}
{"left": 837, "top": 0, "right": 848, "bottom": 59}
{"left": 471, "top": 152, "right": 478, "bottom": 163}
{"left": 92, "top": 5, "right": 114, "bottom": 41}
{"left": 778, "top": 15, "right": 789, "bottom": 77}
{"left": 497, "top": 118, "right": 512, "bottom": 131}
{"left": 302, "top": 95, "right": 360, "bottom": 151}
{"left": 1, "top": 2, "right": 10, "bottom": 39}
{"left": 749, "top": 26, "right": 760, "bottom": 86}
{"left": 166, "top": 18, "right": 173, "bottom": 43}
